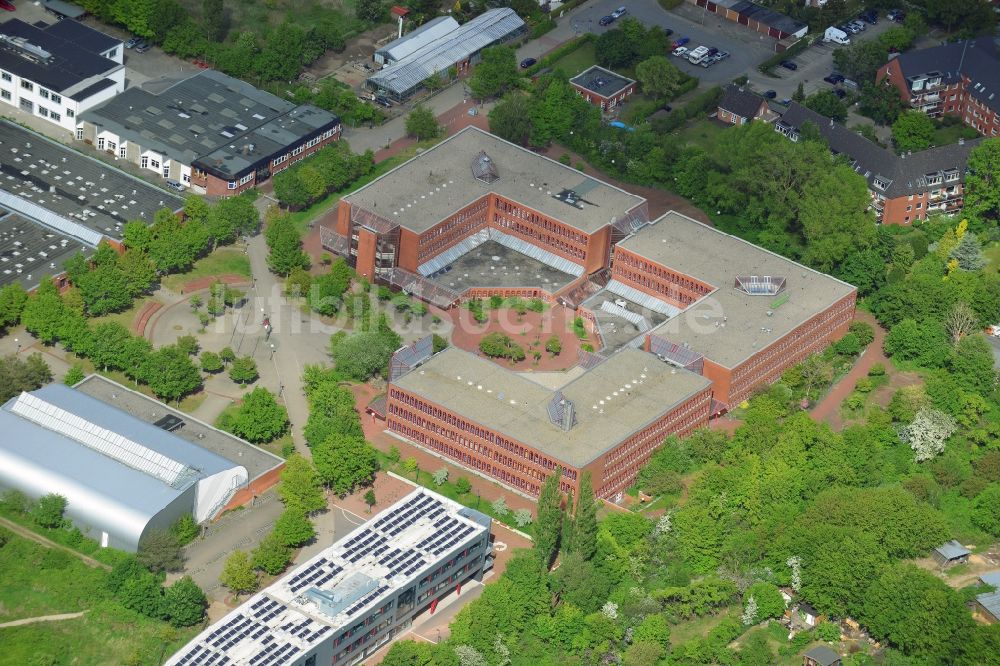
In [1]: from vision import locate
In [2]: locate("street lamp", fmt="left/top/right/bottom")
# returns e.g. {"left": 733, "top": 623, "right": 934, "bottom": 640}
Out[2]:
{"left": 14, "top": 338, "right": 20, "bottom": 354}
{"left": 269, "top": 343, "right": 275, "bottom": 360}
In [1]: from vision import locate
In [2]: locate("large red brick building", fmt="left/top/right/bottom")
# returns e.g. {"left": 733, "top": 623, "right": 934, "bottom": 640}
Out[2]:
{"left": 607, "top": 212, "right": 857, "bottom": 407}
{"left": 338, "top": 129, "right": 856, "bottom": 500}
{"left": 387, "top": 345, "right": 712, "bottom": 500}
{"left": 877, "top": 38, "right": 1000, "bottom": 138}
{"left": 323, "top": 126, "right": 647, "bottom": 305}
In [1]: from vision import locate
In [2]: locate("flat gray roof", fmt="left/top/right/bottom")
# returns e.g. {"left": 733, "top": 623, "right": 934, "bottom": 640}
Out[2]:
{"left": 620, "top": 212, "right": 855, "bottom": 369}
{"left": 392, "top": 346, "right": 710, "bottom": 467}
{"left": 82, "top": 70, "right": 339, "bottom": 180}
{"left": 376, "top": 16, "right": 459, "bottom": 62}
{"left": 75, "top": 375, "right": 283, "bottom": 481}
{"left": 570, "top": 66, "right": 635, "bottom": 98}
{"left": 343, "top": 126, "right": 645, "bottom": 235}
{"left": 0, "top": 210, "right": 88, "bottom": 289}
{"left": 0, "top": 119, "right": 183, "bottom": 241}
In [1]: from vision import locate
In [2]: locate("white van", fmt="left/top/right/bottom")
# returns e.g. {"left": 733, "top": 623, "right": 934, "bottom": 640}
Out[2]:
{"left": 687, "top": 45, "right": 710, "bottom": 64}
{"left": 824, "top": 26, "right": 851, "bottom": 44}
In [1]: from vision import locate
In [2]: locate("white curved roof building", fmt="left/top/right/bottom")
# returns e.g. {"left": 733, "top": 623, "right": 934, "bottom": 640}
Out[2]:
{"left": 0, "top": 383, "right": 248, "bottom": 551}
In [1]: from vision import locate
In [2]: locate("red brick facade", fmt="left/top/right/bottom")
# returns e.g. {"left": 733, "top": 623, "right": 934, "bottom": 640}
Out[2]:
{"left": 193, "top": 125, "right": 342, "bottom": 197}
{"left": 386, "top": 383, "right": 712, "bottom": 499}
{"left": 875, "top": 184, "right": 966, "bottom": 226}
{"left": 572, "top": 81, "right": 636, "bottom": 111}
{"left": 717, "top": 101, "right": 769, "bottom": 126}
{"left": 332, "top": 193, "right": 631, "bottom": 280}
{"left": 878, "top": 59, "right": 1000, "bottom": 138}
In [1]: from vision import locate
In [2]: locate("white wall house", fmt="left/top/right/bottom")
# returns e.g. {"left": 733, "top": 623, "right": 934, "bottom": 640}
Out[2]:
{"left": 0, "top": 19, "right": 123, "bottom": 134}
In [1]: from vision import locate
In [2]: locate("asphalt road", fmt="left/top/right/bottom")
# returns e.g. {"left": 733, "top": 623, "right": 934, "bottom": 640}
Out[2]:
{"left": 559, "top": 0, "right": 777, "bottom": 83}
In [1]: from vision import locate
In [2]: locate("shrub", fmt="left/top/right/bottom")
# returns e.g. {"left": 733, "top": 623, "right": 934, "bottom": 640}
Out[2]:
{"left": 479, "top": 332, "right": 526, "bottom": 361}
{"left": 868, "top": 363, "right": 886, "bottom": 377}
{"left": 545, "top": 335, "right": 562, "bottom": 356}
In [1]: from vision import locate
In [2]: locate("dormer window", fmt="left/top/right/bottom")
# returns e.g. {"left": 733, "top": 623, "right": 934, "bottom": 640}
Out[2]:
{"left": 873, "top": 177, "right": 888, "bottom": 190}
{"left": 945, "top": 169, "right": 959, "bottom": 181}
{"left": 925, "top": 173, "right": 942, "bottom": 186}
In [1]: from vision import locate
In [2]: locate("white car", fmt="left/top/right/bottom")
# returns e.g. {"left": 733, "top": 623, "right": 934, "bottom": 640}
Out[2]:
{"left": 611, "top": 6, "right": 627, "bottom": 18}
{"left": 672, "top": 46, "right": 689, "bottom": 57}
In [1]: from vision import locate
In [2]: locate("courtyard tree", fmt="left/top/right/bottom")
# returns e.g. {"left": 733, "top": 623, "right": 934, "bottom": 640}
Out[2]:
{"left": 892, "top": 111, "right": 935, "bottom": 153}
{"left": 200, "top": 350, "right": 224, "bottom": 373}
{"left": 404, "top": 105, "right": 440, "bottom": 140}
{"left": 220, "top": 551, "right": 258, "bottom": 599}
{"left": 251, "top": 532, "right": 291, "bottom": 575}
{"left": 965, "top": 138, "right": 1000, "bottom": 220}
{"left": 635, "top": 56, "right": 685, "bottom": 99}
{"left": 312, "top": 434, "right": 379, "bottom": 495}
{"left": 228, "top": 356, "right": 259, "bottom": 385}
{"left": 535, "top": 467, "right": 563, "bottom": 567}
{"left": 229, "top": 387, "right": 288, "bottom": 443}
{"left": 273, "top": 507, "right": 316, "bottom": 547}
{"left": 469, "top": 46, "right": 519, "bottom": 99}
{"left": 139, "top": 345, "right": 202, "bottom": 401}
{"left": 277, "top": 454, "right": 326, "bottom": 513}
{"left": 488, "top": 93, "right": 533, "bottom": 146}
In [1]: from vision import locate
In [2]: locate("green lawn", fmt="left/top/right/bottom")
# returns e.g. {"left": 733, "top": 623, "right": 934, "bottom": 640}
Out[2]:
{"left": 547, "top": 41, "right": 598, "bottom": 77}
{"left": 668, "top": 606, "right": 739, "bottom": 645}
{"left": 160, "top": 247, "right": 251, "bottom": 292}
{"left": 932, "top": 122, "right": 980, "bottom": 147}
{"left": 0, "top": 534, "right": 110, "bottom": 622}
{"left": 674, "top": 118, "right": 726, "bottom": 152}
{"left": 88, "top": 297, "right": 160, "bottom": 332}
{"left": 984, "top": 242, "right": 1000, "bottom": 272}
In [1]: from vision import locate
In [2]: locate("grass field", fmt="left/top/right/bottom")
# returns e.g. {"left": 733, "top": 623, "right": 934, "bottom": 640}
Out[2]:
{"left": 88, "top": 297, "right": 160, "bottom": 332}
{"left": 932, "top": 122, "right": 980, "bottom": 147}
{"left": 985, "top": 242, "right": 1000, "bottom": 272}
{"left": 0, "top": 534, "right": 109, "bottom": 622}
{"left": 548, "top": 41, "right": 598, "bottom": 77}
{"left": 161, "top": 247, "right": 252, "bottom": 292}
{"left": 675, "top": 118, "right": 726, "bottom": 151}
{"left": 0, "top": 531, "right": 198, "bottom": 665}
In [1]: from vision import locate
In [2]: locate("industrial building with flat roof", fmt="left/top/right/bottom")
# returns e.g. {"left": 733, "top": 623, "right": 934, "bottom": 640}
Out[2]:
{"left": 167, "top": 487, "right": 491, "bottom": 666}
{"left": 0, "top": 119, "right": 183, "bottom": 288}
{"left": 366, "top": 8, "right": 526, "bottom": 101}
{"left": 387, "top": 343, "right": 713, "bottom": 499}
{"left": 323, "top": 126, "right": 647, "bottom": 306}
{"left": 0, "top": 18, "right": 124, "bottom": 133}
{"left": 78, "top": 70, "right": 341, "bottom": 197}
{"left": 609, "top": 212, "right": 856, "bottom": 405}
{"left": 0, "top": 379, "right": 259, "bottom": 551}
{"left": 374, "top": 16, "right": 460, "bottom": 66}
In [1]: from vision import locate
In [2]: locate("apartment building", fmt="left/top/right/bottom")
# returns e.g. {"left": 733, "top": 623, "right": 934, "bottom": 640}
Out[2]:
{"left": 877, "top": 37, "right": 1000, "bottom": 138}
{"left": 776, "top": 102, "right": 982, "bottom": 224}
{"left": 570, "top": 66, "right": 636, "bottom": 111}
{"left": 78, "top": 70, "right": 340, "bottom": 196}
{"left": 386, "top": 342, "right": 712, "bottom": 500}
{"left": 0, "top": 18, "right": 123, "bottom": 133}
{"left": 166, "top": 488, "right": 491, "bottom": 666}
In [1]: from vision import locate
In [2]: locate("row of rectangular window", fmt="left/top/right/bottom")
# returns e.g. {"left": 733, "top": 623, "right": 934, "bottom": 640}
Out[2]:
{"left": 493, "top": 197, "right": 587, "bottom": 244}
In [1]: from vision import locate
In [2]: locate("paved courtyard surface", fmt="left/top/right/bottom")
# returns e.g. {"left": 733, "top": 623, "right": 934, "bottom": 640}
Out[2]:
{"left": 427, "top": 241, "right": 577, "bottom": 294}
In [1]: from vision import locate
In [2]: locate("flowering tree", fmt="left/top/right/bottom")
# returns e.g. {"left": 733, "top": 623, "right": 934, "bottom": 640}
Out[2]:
{"left": 787, "top": 555, "right": 802, "bottom": 592}
{"left": 601, "top": 601, "right": 619, "bottom": 619}
{"left": 455, "top": 645, "right": 488, "bottom": 666}
{"left": 900, "top": 408, "right": 958, "bottom": 462}
{"left": 742, "top": 594, "right": 758, "bottom": 625}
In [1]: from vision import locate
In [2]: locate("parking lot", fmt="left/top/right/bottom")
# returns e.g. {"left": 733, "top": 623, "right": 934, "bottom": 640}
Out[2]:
{"left": 745, "top": 15, "right": 897, "bottom": 100}
{"left": 562, "top": 0, "right": 780, "bottom": 83}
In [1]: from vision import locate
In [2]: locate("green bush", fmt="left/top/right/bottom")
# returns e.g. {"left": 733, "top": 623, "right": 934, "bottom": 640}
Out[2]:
{"left": 479, "top": 332, "right": 526, "bottom": 361}
{"left": 524, "top": 34, "right": 593, "bottom": 76}
{"left": 530, "top": 18, "right": 556, "bottom": 39}
{"left": 658, "top": 0, "right": 683, "bottom": 8}
{"left": 868, "top": 362, "right": 886, "bottom": 377}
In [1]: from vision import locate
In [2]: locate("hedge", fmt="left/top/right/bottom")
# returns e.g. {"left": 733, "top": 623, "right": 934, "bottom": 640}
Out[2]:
{"left": 524, "top": 33, "right": 594, "bottom": 77}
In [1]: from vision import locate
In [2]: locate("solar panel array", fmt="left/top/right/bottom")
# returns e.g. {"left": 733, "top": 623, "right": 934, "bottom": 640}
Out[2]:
{"left": 648, "top": 334, "right": 705, "bottom": 373}
{"left": 415, "top": 515, "right": 477, "bottom": 556}
{"left": 389, "top": 335, "right": 434, "bottom": 382}
{"left": 286, "top": 558, "right": 344, "bottom": 594}
{"left": 9, "top": 391, "right": 195, "bottom": 487}
{"left": 369, "top": 492, "right": 446, "bottom": 536}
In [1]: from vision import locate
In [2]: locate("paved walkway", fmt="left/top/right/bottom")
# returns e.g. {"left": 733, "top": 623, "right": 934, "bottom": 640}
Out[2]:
{"left": 0, "top": 612, "right": 88, "bottom": 628}
{"left": 0, "top": 516, "right": 110, "bottom": 571}
{"left": 809, "top": 311, "right": 887, "bottom": 429}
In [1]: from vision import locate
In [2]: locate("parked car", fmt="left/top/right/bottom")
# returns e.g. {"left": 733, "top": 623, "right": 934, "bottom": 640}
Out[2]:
{"left": 824, "top": 73, "right": 845, "bottom": 84}
{"left": 715, "top": 50, "right": 730, "bottom": 61}
{"left": 599, "top": 15, "right": 614, "bottom": 25}
{"left": 374, "top": 96, "right": 392, "bottom": 108}
{"left": 611, "top": 6, "right": 627, "bottom": 18}
{"left": 887, "top": 9, "right": 905, "bottom": 22}
{"left": 779, "top": 98, "right": 793, "bottom": 106}
{"left": 165, "top": 180, "right": 186, "bottom": 192}
{"left": 780, "top": 60, "right": 798, "bottom": 70}
{"left": 859, "top": 10, "right": 878, "bottom": 24}
{"left": 520, "top": 57, "right": 537, "bottom": 68}
{"left": 663, "top": 28, "right": 674, "bottom": 37}
{"left": 124, "top": 37, "right": 141, "bottom": 49}
{"left": 706, "top": 47, "right": 719, "bottom": 56}
{"left": 672, "top": 37, "right": 690, "bottom": 48}
{"left": 0, "top": 1, "right": 15, "bottom": 11}
{"left": 700, "top": 56, "right": 717, "bottom": 67}
{"left": 671, "top": 46, "right": 689, "bottom": 57}
{"left": 134, "top": 40, "right": 151, "bottom": 53}
{"left": 833, "top": 88, "right": 847, "bottom": 99}
{"left": 764, "top": 90, "right": 777, "bottom": 99}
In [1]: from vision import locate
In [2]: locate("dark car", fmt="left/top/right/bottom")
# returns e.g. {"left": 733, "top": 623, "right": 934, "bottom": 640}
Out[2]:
{"left": 664, "top": 28, "right": 674, "bottom": 36}
{"left": 599, "top": 15, "right": 614, "bottom": 25}
{"left": 374, "top": 96, "right": 392, "bottom": 108}
{"left": 124, "top": 37, "right": 141, "bottom": 49}
{"left": 860, "top": 10, "right": 878, "bottom": 24}
{"left": 764, "top": 90, "right": 777, "bottom": 99}
{"left": 134, "top": 40, "right": 151, "bottom": 53}
{"left": 706, "top": 47, "right": 719, "bottom": 56}
{"left": 833, "top": 89, "right": 848, "bottom": 99}
{"left": 780, "top": 60, "right": 798, "bottom": 70}
{"left": 887, "top": 9, "right": 905, "bottom": 22}
{"left": 824, "top": 73, "right": 845, "bottom": 85}
{"left": 672, "top": 37, "right": 689, "bottom": 48}
{"left": 520, "top": 57, "right": 537, "bottom": 68}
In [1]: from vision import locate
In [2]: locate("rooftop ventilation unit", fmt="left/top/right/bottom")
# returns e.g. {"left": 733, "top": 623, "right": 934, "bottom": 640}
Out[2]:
{"left": 547, "top": 391, "right": 577, "bottom": 431}
{"left": 471, "top": 151, "right": 499, "bottom": 184}
{"left": 153, "top": 414, "right": 185, "bottom": 432}
{"left": 0, "top": 35, "right": 53, "bottom": 64}
{"left": 734, "top": 275, "right": 786, "bottom": 296}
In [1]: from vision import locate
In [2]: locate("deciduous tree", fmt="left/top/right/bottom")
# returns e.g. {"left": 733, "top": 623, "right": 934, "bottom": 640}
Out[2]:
{"left": 229, "top": 387, "right": 288, "bottom": 443}
{"left": 892, "top": 111, "right": 935, "bottom": 153}
{"left": 220, "top": 551, "right": 258, "bottom": 598}
{"left": 164, "top": 576, "right": 207, "bottom": 627}
{"left": 405, "top": 105, "right": 440, "bottom": 140}
{"left": 312, "top": 434, "right": 378, "bottom": 495}
{"left": 277, "top": 454, "right": 326, "bottom": 513}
